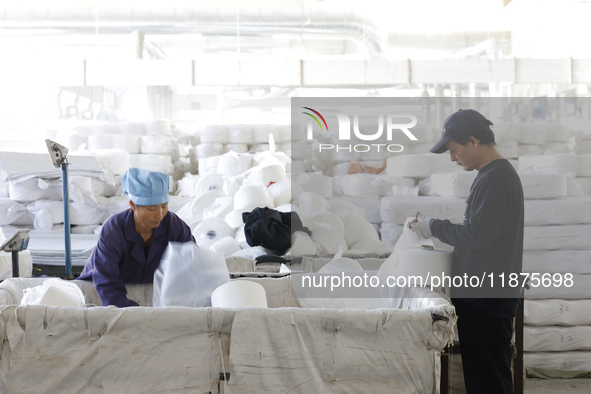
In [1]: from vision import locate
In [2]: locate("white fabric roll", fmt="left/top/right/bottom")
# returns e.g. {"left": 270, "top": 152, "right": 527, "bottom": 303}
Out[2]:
{"left": 343, "top": 216, "right": 380, "bottom": 247}
{"left": 430, "top": 154, "right": 464, "bottom": 173}
{"left": 202, "top": 196, "right": 233, "bottom": 221}
{"left": 235, "top": 225, "right": 250, "bottom": 249}
{"left": 519, "top": 173, "right": 567, "bottom": 199}
{"left": 524, "top": 351, "right": 591, "bottom": 372}
{"left": 574, "top": 140, "right": 591, "bottom": 154}
{"left": 129, "top": 154, "right": 173, "bottom": 174}
{"left": 253, "top": 127, "right": 273, "bottom": 144}
{"left": 379, "top": 222, "right": 404, "bottom": 246}
{"left": 119, "top": 121, "right": 145, "bottom": 135}
{"left": 195, "top": 174, "right": 225, "bottom": 197}
{"left": 224, "top": 209, "right": 246, "bottom": 229}
{"left": 578, "top": 155, "right": 591, "bottom": 177}
{"left": 216, "top": 151, "right": 252, "bottom": 177}
{"left": 543, "top": 142, "right": 572, "bottom": 155}
{"left": 496, "top": 141, "right": 519, "bottom": 159}
{"left": 380, "top": 196, "right": 466, "bottom": 224}
{"left": 491, "top": 123, "right": 522, "bottom": 142}
{"left": 293, "top": 192, "right": 330, "bottom": 218}
{"left": 291, "top": 141, "right": 312, "bottom": 161}
{"left": 524, "top": 225, "right": 591, "bottom": 251}
{"left": 192, "top": 217, "right": 235, "bottom": 250}
{"left": 69, "top": 202, "right": 109, "bottom": 225}
{"left": 248, "top": 164, "right": 287, "bottom": 186}
{"left": 141, "top": 135, "right": 172, "bottom": 154}
{"left": 430, "top": 171, "right": 477, "bottom": 198}
{"left": 519, "top": 154, "right": 578, "bottom": 175}
{"left": 525, "top": 299, "right": 591, "bottom": 326}
{"left": 327, "top": 199, "right": 365, "bottom": 224}
{"left": 89, "top": 148, "right": 130, "bottom": 176}
{"left": 87, "top": 134, "right": 115, "bottom": 150}
{"left": 176, "top": 191, "right": 221, "bottom": 228}
{"left": 268, "top": 181, "right": 291, "bottom": 207}
{"left": 522, "top": 250, "right": 591, "bottom": 274}
{"left": 177, "top": 175, "right": 200, "bottom": 198}
{"left": 9, "top": 178, "right": 53, "bottom": 202}
{"left": 250, "top": 144, "right": 270, "bottom": 153}
{"left": 144, "top": 119, "right": 171, "bottom": 136}
{"left": 525, "top": 198, "right": 591, "bottom": 225}
{"left": 520, "top": 128, "right": 547, "bottom": 144}
{"left": 109, "top": 134, "right": 141, "bottom": 154}
{"left": 195, "top": 143, "right": 223, "bottom": 159}
{"left": 211, "top": 280, "right": 267, "bottom": 308}
{"left": 210, "top": 236, "right": 242, "bottom": 256}
{"left": 310, "top": 222, "right": 348, "bottom": 255}
{"left": 397, "top": 247, "right": 453, "bottom": 287}
{"left": 0, "top": 198, "right": 26, "bottom": 225}
{"left": 200, "top": 125, "right": 228, "bottom": 143}
{"left": 233, "top": 182, "right": 275, "bottom": 212}
{"left": 298, "top": 173, "right": 333, "bottom": 198}
{"left": 545, "top": 124, "right": 570, "bottom": 142}
{"left": 303, "top": 211, "right": 345, "bottom": 237}
{"left": 290, "top": 231, "right": 321, "bottom": 256}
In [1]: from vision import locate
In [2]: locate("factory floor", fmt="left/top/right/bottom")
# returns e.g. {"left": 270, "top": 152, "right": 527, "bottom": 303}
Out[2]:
{"left": 525, "top": 378, "right": 591, "bottom": 393}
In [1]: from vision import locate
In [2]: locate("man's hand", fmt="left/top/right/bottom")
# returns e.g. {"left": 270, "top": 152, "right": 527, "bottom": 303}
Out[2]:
{"left": 408, "top": 211, "right": 433, "bottom": 238}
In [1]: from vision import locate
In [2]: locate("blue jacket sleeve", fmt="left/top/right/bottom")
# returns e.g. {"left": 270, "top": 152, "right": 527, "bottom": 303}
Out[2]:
{"left": 431, "top": 175, "right": 514, "bottom": 251}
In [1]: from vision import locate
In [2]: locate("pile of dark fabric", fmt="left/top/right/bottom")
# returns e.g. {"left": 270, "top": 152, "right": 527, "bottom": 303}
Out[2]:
{"left": 242, "top": 207, "right": 311, "bottom": 255}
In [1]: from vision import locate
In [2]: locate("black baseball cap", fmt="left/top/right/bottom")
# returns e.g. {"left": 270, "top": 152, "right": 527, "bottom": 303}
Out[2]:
{"left": 430, "top": 109, "right": 493, "bottom": 154}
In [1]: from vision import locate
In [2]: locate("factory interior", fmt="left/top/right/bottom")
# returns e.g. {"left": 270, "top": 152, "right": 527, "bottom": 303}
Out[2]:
{"left": 1, "top": 1, "right": 591, "bottom": 393}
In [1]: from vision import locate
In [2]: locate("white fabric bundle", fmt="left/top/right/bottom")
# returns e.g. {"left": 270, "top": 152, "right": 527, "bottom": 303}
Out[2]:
{"left": 519, "top": 173, "right": 567, "bottom": 199}
{"left": 98, "top": 196, "right": 131, "bottom": 216}
{"left": 524, "top": 225, "right": 591, "bottom": 250}
{"left": 224, "top": 209, "right": 246, "bottom": 229}
{"left": 217, "top": 151, "right": 252, "bottom": 176}
{"left": 224, "top": 143, "right": 249, "bottom": 153}
{"left": 88, "top": 149, "right": 130, "bottom": 176}
{"left": 195, "top": 143, "right": 223, "bottom": 159}
{"left": 119, "top": 121, "right": 145, "bottom": 135}
{"left": 233, "top": 181, "right": 274, "bottom": 212}
{"left": 430, "top": 154, "right": 464, "bottom": 173}
{"left": 253, "top": 127, "right": 273, "bottom": 144}
{"left": 349, "top": 239, "right": 394, "bottom": 256}
{"left": 227, "top": 126, "right": 253, "bottom": 144}
{"left": 141, "top": 135, "right": 172, "bottom": 154}
{"left": 9, "top": 178, "right": 55, "bottom": 202}
{"left": 525, "top": 274, "right": 591, "bottom": 299}
{"left": 386, "top": 154, "right": 432, "bottom": 178}
{"left": 524, "top": 326, "right": 591, "bottom": 352}
{"left": 301, "top": 211, "right": 345, "bottom": 237}
{"left": 522, "top": 250, "right": 591, "bottom": 274}
{"left": 525, "top": 197, "right": 591, "bottom": 225}
{"left": 26, "top": 200, "right": 64, "bottom": 229}
{"left": 524, "top": 351, "right": 591, "bottom": 372}
{"left": 0, "top": 198, "right": 26, "bottom": 225}
{"left": 430, "top": 171, "right": 477, "bottom": 198}
{"left": 543, "top": 142, "right": 571, "bottom": 155}
{"left": 520, "top": 127, "right": 547, "bottom": 145}
{"left": 209, "top": 236, "right": 241, "bottom": 256}
{"left": 195, "top": 174, "right": 225, "bottom": 197}
{"left": 176, "top": 191, "right": 221, "bottom": 228}
{"left": 380, "top": 196, "right": 466, "bottom": 224}
{"left": 248, "top": 164, "right": 287, "bottom": 186}
{"left": 343, "top": 216, "right": 380, "bottom": 247}
{"left": 129, "top": 154, "right": 173, "bottom": 174}
{"left": 379, "top": 222, "right": 405, "bottom": 246}
{"left": 577, "top": 155, "right": 591, "bottom": 177}
{"left": 176, "top": 175, "right": 200, "bottom": 198}
{"left": 144, "top": 119, "right": 171, "bottom": 136}
{"left": 496, "top": 141, "right": 519, "bottom": 159}
{"left": 574, "top": 177, "right": 591, "bottom": 195}
{"left": 231, "top": 246, "right": 268, "bottom": 259}
{"left": 293, "top": 192, "right": 330, "bottom": 219}
{"left": 234, "top": 225, "right": 249, "bottom": 249}
{"left": 86, "top": 134, "right": 115, "bottom": 150}
{"left": 111, "top": 135, "right": 142, "bottom": 154}
{"left": 310, "top": 223, "right": 348, "bottom": 255}
{"left": 492, "top": 123, "right": 522, "bottom": 142}
{"left": 525, "top": 299, "right": 591, "bottom": 326}
{"left": 197, "top": 156, "right": 219, "bottom": 176}
{"left": 268, "top": 180, "right": 292, "bottom": 207}
{"left": 199, "top": 125, "right": 227, "bottom": 143}
{"left": 250, "top": 144, "right": 270, "bottom": 153}
{"left": 69, "top": 202, "right": 109, "bottom": 225}
{"left": 192, "top": 217, "right": 235, "bottom": 250}
{"left": 202, "top": 196, "right": 233, "bottom": 221}
{"left": 328, "top": 196, "right": 381, "bottom": 224}
{"left": 519, "top": 154, "right": 578, "bottom": 175}
{"left": 545, "top": 124, "right": 570, "bottom": 142}
{"left": 574, "top": 140, "right": 591, "bottom": 155}
{"left": 334, "top": 174, "right": 412, "bottom": 198}
{"left": 297, "top": 173, "right": 333, "bottom": 198}
{"left": 290, "top": 231, "right": 321, "bottom": 256}
{"left": 518, "top": 144, "right": 543, "bottom": 156}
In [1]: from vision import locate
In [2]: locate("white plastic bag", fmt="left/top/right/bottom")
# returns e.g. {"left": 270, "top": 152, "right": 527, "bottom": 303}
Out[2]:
{"left": 153, "top": 242, "right": 230, "bottom": 307}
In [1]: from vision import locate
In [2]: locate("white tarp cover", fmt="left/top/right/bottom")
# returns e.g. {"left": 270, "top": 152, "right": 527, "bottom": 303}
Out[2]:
{"left": 0, "top": 276, "right": 454, "bottom": 393}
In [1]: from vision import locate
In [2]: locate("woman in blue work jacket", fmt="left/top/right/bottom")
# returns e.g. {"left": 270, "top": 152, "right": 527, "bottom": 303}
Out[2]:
{"left": 78, "top": 168, "right": 195, "bottom": 307}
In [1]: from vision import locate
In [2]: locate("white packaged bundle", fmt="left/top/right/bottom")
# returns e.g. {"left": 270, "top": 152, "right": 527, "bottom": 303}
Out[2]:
{"left": 119, "top": 121, "right": 145, "bottom": 135}
{"left": 523, "top": 224, "right": 591, "bottom": 251}
{"left": 26, "top": 200, "right": 64, "bottom": 230}
{"left": 87, "top": 148, "right": 130, "bottom": 176}
{"left": 197, "top": 156, "right": 219, "bottom": 176}
{"left": 525, "top": 274, "right": 591, "bottom": 299}
{"left": 577, "top": 155, "right": 591, "bottom": 177}
{"left": 545, "top": 124, "right": 570, "bottom": 142}
{"left": 574, "top": 177, "right": 591, "bottom": 195}
{"left": 141, "top": 135, "right": 172, "bottom": 155}
{"left": 216, "top": 151, "right": 252, "bottom": 177}
{"left": 290, "top": 231, "right": 321, "bottom": 256}
{"left": 210, "top": 236, "right": 241, "bottom": 256}
{"left": 492, "top": 123, "right": 522, "bottom": 142}
{"left": 268, "top": 180, "right": 291, "bottom": 207}
{"left": 431, "top": 154, "right": 463, "bottom": 173}
{"left": 431, "top": 171, "right": 477, "bottom": 198}
{"left": 524, "top": 326, "right": 591, "bottom": 352}
{"left": 9, "top": 178, "right": 54, "bottom": 202}
{"left": 522, "top": 250, "right": 591, "bottom": 274}
{"left": 195, "top": 173, "right": 225, "bottom": 197}
{"left": 519, "top": 173, "right": 567, "bottom": 199}
{"left": 224, "top": 209, "right": 247, "bottom": 229}
{"left": 232, "top": 246, "right": 268, "bottom": 259}
{"left": 574, "top": 140, "right": 591, "bottom": 155}
{"left": 192, "top": 217, "right": 235, "bottom": 250}
{"left": 301, "top": 211, "right": 345, "bottom": 237}
{"left": 543, "top": 142, "right": 571, "bottom": 155}
{"left": 379, "top": 222, "right": 404, "bottom": 245}
{"left": 0, "top": 198, "right": 26, "bottom": 226}
{"left": 343, "top": 216, "right": 380, "bottom": 247}
{"left": 202, "top": 195, "right": 233, "bottom": 221}
{"left": 233, "top": 181, "right": 274, "bottom": 212}
{"left": 520, "top": 127, "right": 547, "bottom": 145}
{"left": 310, "top": 222, "right": 348, "bottom": 255}
{"left": 380, "top": 196, "right": 466, "bottom": 224}
{"left": 69, "top": 202, "right": 109, "bottom": 225}
{"left": 144, "top": 119, "right": 171, "bottom": 136}
{"left": 110, "top": 135, "right": 141, "bottom": 154}
{"left": 224, "top": 143, "right": 249, "bottom": 153}
{"left": 329, "top": 196, "right": 381, "bottom": 224}
{"left": 297, "top": 173, "right": 333, "bottom": 198}
{"left": 86, "top": 134, "right": 115, "bottom": 150}
{"left": 248, "top": 164, "right": 287, "bottom": 186}
{"left": 195, "top": 143, "right": 223, "bottom": 159}
{"left": 525, "top": 197, "right": 591, "bottom": 225}
{"left": 524, "top": 351, "right": 591, "bottom": 372}
{"left": 496, "top": 141, "right": 519, "bottom": 159}
{"left": 177, "top": 175, "right": 200, "bottom": 198}
{"left": 293, "top": 191, "right": 330, "bottom": 218}
{"left": 129, "top": 154, "right": 172, "bottom": 174}
{"left": 519, "top": 154, "right": 578, "bottom": 175}
{"left": 253, "top": 127, "right": 273, "bottom": 144}
{"left": 518, "top": 144, "right": 543, "bottom": 156}
{"left": 386, "top": 154, "right": 431, "bottom": 178}
{"left": 227, "top": 126, "right": 253, "bottom": 144}
{"left": 525, "top": 299, "right": 591, "bottom": 326}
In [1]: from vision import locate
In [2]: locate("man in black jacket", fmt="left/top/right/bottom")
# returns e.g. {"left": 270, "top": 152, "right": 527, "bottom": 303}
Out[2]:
{"left": 410, "top": 109, "right": 524, "bottom": 394}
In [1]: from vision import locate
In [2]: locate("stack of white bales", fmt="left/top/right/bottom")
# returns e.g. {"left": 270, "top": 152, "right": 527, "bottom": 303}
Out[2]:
{"left": 517, "top": 152, "right": 591, "bottom": 373}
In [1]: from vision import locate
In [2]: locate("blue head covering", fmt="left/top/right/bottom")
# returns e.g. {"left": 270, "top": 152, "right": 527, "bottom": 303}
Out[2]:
{"left": 122, "top": 168, "right": 169, "bottom": 206}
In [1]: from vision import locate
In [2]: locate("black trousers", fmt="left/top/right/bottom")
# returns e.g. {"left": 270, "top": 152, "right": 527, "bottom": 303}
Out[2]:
{"left": 457, "top": 314, "right": 514, "bottom": 394}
